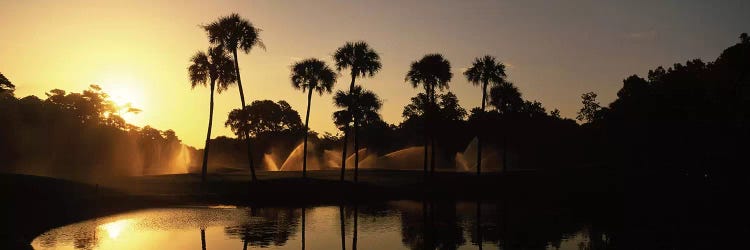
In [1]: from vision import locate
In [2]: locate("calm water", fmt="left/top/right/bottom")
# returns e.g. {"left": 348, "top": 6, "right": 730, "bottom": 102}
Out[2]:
{"left": 32, "top": 201, "right": 604, "bottom": 250}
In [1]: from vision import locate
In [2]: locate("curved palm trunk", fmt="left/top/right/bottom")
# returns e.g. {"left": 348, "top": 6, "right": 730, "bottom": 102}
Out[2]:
{"left": 503, "top": 135, "right": 508, "bottom": 173}
{"left": 201, "top": 80, "right": 216, "bottom": 183}
{"left": 302, "top": 89, "right": 313, "bottom": 178}
{"left": 423, "top": 90, "right": 429, "bottom": 178}
{"left": 339, "top": 128, "right": 349, "bottom": 181}
{"left": 477, "top": 81, "right": 488, "bottom": 175}
{"left": 340, "top": 75, "right": 356, "bottom": 181}
{"left": 423, "top": 116, "right": 429, "bottom": 178}
{"left": 430, "top": 134, "right": 436, "bottom": 174}
{"left": 353, "top": 119, "right": 360, "bottom": 183}
{"left": 232, "top": 49, "right": 257, "bottom": 182}
{"left": 429, "top": 89, "right": 436, "bottom": 175}
{"left": 350, "top": 75, "right": 362, "bottom": 183}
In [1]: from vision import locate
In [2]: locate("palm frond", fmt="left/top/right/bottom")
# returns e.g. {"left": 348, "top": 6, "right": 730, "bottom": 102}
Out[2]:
{"left": 188, "top": 51, "right": 210, "bottom": 89}
{"left": 203, "top": 13, "right": 264, "bottom": 54}
{"left": 405, "top": 53, "right": 452, "bottom": 92}
{"left": 290, "top": 58, "right": 337, "bottom": 95}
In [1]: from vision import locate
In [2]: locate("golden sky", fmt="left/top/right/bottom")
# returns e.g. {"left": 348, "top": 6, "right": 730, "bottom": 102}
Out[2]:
{"left": 2, "top": 0, "right": 748, "bottom": 147}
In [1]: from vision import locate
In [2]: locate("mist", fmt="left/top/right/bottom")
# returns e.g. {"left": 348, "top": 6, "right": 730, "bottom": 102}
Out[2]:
{"left": 0, "top": 85, "right": 200, "bottom": 183}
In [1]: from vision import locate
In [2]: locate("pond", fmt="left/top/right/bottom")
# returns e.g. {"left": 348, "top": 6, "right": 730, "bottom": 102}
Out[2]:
{"left": 32, "top": 201, "right": 607, "bottom": 249}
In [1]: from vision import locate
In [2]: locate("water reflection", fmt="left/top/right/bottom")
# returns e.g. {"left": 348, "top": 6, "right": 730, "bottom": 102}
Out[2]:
{"left": 32, "top": 201, "right": 611, "bottom": 249}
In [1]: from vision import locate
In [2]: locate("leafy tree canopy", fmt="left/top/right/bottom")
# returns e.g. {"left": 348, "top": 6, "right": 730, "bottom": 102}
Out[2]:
{"left": 225, "top": 100, "right": 303, "bottom": 138}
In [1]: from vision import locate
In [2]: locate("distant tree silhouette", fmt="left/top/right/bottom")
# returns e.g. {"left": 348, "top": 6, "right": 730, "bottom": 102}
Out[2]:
{"left": 333, "top": 41, "right": 382, "bottom": 182}
{"left": 333, "top": 86, "right": 383, "bottom": 182}
{"left": 576, "top": 92, "right": 602, "bottom": 123}
{"left": 0, "top": 85, "right": 195, "bottom": 178}
{"left": 188, "top": 46, "right": 237, "bottom": 182}
{"left": 0, "top": 73, "right": 14, "bottom": 94}
{"left": 551, "top": 109, "right": 561, "bottom": 118}
{"left": 520, "top": 100, "right": 547, "bottom": 118}
{"left": 464, "top": 55, "right": 507, "bottom": 174}
{"left": 589, "top": 33, "right": 750, "bottom": 178}
{"left": 290, "top": 58, "right": 336, "bottom": 178}
{"left": 203, "top": 13, "right": 265, "bottom": 181}
{"left": 402, "top": 92, "right": 466, "bottom": 122}
{"left": 225, "top": 100, "right": 302, "bottom": 138}
{"left": 437, "top": 92, "right": 467, "bottom": 121}
{"left": 405, "top": 54, "right": 452, "bottom": 175}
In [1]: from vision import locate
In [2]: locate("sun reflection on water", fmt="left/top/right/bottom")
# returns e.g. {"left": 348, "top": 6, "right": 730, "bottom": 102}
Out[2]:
{"left": 100, "top": 219, "right": 132, "bottom": 239}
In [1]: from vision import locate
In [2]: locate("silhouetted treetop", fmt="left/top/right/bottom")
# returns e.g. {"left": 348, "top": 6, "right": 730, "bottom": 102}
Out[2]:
{"left": 405, "top": 54, "right": 453, "bottom": 94}
{"left": 402, "top": 91, "right": 466, "bottom": 121}
{"left": 333, "top": 86, "right": 382, "bottom": 130}
{"left": 464, "top": 55, "right": 506, "bottom": 87}
{"left": 189, "top": 47, "right": 237, "bottom": 93}
{"left": 489, "top": 81, "right": 523, "bottom": 114}
{"left": 225, "top": 100, "right": 303, "bottom": 138}
{"left": 0, "top": 73, "right": 14, "bottom": 94}
{"left": 290, "top": 58, "right": 337, "bottom": 95}
{"left": 0, "top": 85, "right": 193, "bottom": 178}
{"left": 333, "top": 41, "right": 382, "bottom": 77}
{"left": 43, "top": 85, "right": 139, "bottom": 128}
{"left": 438, "top": 92, "right": 467, "bottom": 121}
{"left": 576, "top": 92, "right": 603, "bottom": 123}
{"left": 520, "top": 100, "right": 547, "bottom": 118}
{"left": 203, "top": 13, "right": 265, "bottom": 53}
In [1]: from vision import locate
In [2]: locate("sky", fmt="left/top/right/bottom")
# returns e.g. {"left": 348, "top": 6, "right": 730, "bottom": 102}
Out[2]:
{"left": 2, "top": 0, "right": 749, "bottom": 147}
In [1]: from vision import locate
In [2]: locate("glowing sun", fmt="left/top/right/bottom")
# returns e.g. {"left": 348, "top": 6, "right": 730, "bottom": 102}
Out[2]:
{"left": 99, "top": 74, "right": 146, "bottom": 124}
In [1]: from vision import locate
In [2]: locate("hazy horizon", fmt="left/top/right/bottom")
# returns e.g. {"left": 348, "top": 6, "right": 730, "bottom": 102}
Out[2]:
{"left": 2, "top": 0, "right": 748, "bottom": 147}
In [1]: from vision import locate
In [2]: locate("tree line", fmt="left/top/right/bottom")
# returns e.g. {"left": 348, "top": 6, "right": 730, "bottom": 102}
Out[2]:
{"left": 190, "top": 14, "right": 586, "bottom": 183}
{"left": 191, "top": 14, "right": 748, "bottom": 185}
{"left": 0, "top": 84, "right": 200, "bottom": 180}
{"left": 3, "top": 11, "right": 746, "bottom": 186}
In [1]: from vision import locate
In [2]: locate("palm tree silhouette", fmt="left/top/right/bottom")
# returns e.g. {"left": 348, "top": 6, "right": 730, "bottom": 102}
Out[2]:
{"left": 290, "top": 58, "right": 337, "bottom": 178}
{"left": 203, "top": 13, "right": 265, "bottom": 181}
{"left": 489, "top": 81, "right": 523, "bottom": 173}
{"left": 489, "top": 81, "right": 522, "bottom": 114}
{"left": 405, "top": 54, "right": 452, "bottom": 176}
{"left": 464, "top": 55, "right": 507, "bottom": 175}
{"left": 333, "top": 41, "right": 382, "bottom": 182}
{"left": 332, "top": 86, "right": 383, "bottom": 182}
{"left": 188, "top": 47, "right": 237, "bottom": 183}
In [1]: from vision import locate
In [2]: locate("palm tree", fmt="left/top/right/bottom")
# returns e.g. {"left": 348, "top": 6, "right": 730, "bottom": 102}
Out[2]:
{"left": 489, "top": 81, "right": 523, "bottom": 114}
{"left": 405, "top": 54, "right": 452, "bottom": 176}
{"left": 332, "top": 86, "right": 383, "bottom": 182}
{"left": 290, "top": 58, "right": 337, "bottom": 178}
{"left": 489, "top": 81, "right": 523, "bottom": 173}
{"left": 203, "top": 13, "right": 265, "bottom": 181}
{"left": 188, "top": 47, "right": 237, "bottom": 183}
{"left": 333, "top": 41, "right": 382, "bottom": 182}
{"left": 464, "top": 55, "right": 507, "bottom": 175}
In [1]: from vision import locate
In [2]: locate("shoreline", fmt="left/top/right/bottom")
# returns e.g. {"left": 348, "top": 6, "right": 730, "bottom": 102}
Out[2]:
{"left": 2, "top": 169, "right": 618, "bottom": 249}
